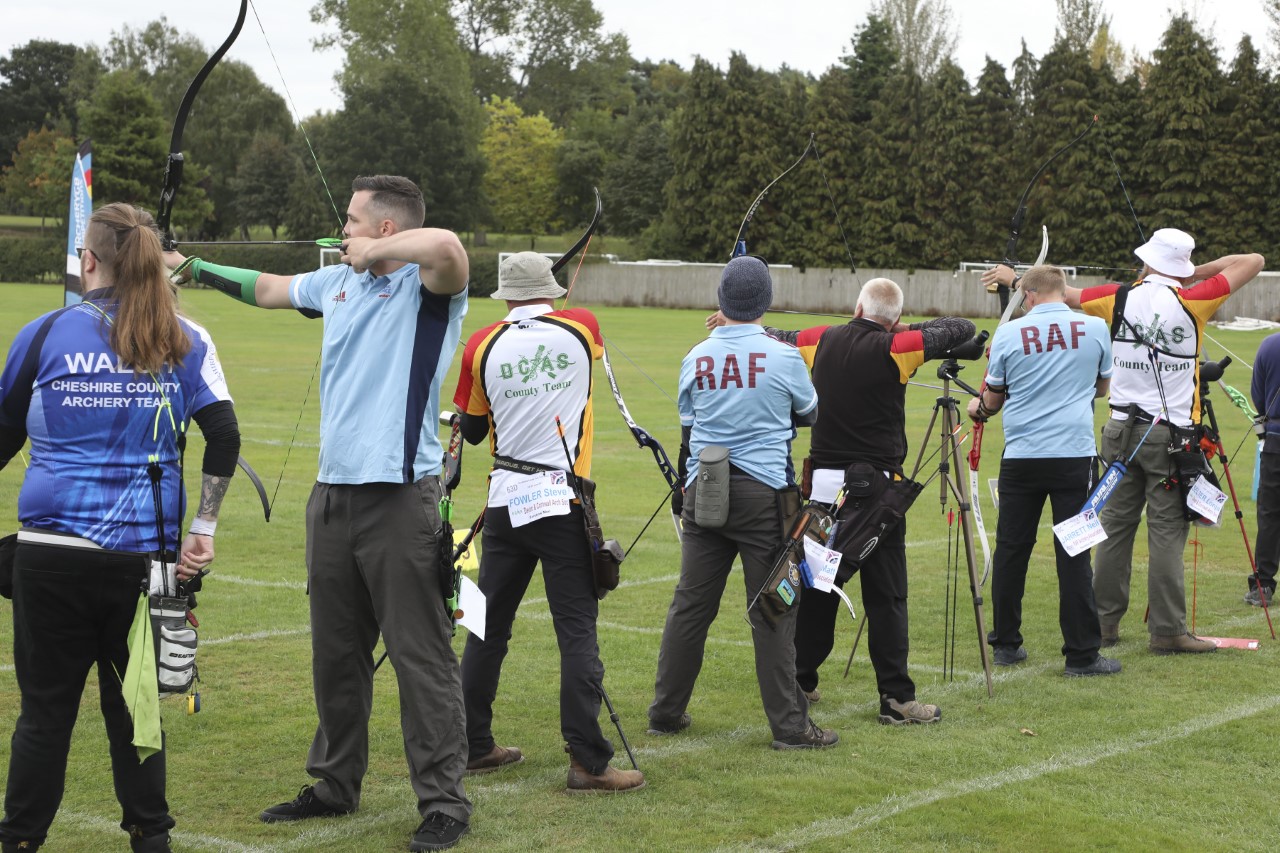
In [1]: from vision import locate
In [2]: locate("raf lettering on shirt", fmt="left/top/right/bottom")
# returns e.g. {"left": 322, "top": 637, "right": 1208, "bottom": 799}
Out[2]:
{"left": 1020, "top": 321, "right": 1087, "bottom": 355}
{"left": 694, "top": 353, "right": 766, "bottom": 389}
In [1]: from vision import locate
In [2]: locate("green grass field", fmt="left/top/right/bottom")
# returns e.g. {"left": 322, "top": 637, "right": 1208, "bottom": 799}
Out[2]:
{"left": 1, "top": 282, "right": 1277, "bottom": 852}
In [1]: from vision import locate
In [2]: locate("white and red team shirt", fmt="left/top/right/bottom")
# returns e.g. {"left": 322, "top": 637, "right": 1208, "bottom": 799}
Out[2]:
{"left": 453, "top": 304, "right": 604, "bottom": 506}
{"left": 1079, "top": 273, "right": 1232, "bottom": 428}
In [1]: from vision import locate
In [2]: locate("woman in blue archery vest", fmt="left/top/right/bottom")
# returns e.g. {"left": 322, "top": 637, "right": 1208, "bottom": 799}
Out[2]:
{"left": 0, "top": 202, "right": 241, "bottom": 853}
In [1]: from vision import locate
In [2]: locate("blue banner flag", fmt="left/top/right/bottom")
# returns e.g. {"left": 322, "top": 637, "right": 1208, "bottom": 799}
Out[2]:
{"left": 64, "top": 138, "right": 92, "bottom": 306}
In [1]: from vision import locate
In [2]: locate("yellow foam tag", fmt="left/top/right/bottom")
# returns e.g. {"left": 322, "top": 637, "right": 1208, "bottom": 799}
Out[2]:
{"left": 454, "top": 529, "right": 480, "bottom": 572}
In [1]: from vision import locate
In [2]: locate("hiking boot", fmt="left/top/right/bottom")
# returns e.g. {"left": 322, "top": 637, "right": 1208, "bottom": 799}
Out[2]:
{"left": 409, "top": 812, "right": 469, "bottom": 851}
{"left": 647, "top": 713, "right": 691, "bottom": 735}
{"left": 565, "top": 751, "right": 646, "bottom": 794}
{"left": 1149, "top": 632, "right": 1217, "bottom": 655}
{"left": 1244, "top": 584, "right": 1275, "bottom": 607}
{"left": 992, "top": 645, "right": 1028, "bottom": 667}
{"left": 803, "top": 687, "right": 821, "bottom": 703}
{"left": 879, "top": 696, "right": 941, "bottom": 725}
{"left": 466, "top": 744, "right": 524, "bottom": 775}
{"left": 1100, "top": 623, "right": 1119, "bottom": 648}
{"left": 127, "top": 830, "right": 171, "bottom": 853}
{"left": 1064, "top": 654, "right": 1122, "bottom": 677}
{"left": 259, "top": 785, "right": 352, "bottom": 823}
{"left": 771, "top": 720, "right": 839, "bottom": 750}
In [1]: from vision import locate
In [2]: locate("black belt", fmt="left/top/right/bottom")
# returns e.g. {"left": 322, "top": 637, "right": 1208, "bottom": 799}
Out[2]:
{"left": 493, "top": 455, "right": 561, "bottom": 476}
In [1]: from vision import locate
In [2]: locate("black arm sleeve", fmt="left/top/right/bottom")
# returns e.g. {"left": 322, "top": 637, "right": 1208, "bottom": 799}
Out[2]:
{"left": 794, "top": 403, "right": 819, "bottom": 427}
{"left": 460, "top": 412, "right": 490, "bottom": 446}
{"left": 191, "top": 400, "right": 241, "bottom": 477}
{"left": 913, "top": 316, "right": 978, "bottom": 361}
{"left": 0, "top": 423, "right": 25, "bottom": 470}
{"left": 762, "top": 326, "right": 800, "bottom": 346}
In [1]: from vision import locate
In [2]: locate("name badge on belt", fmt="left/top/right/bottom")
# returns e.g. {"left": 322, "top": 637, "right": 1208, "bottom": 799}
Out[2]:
{"left": 505, "top": 471, "right": 573, "bottom": 527}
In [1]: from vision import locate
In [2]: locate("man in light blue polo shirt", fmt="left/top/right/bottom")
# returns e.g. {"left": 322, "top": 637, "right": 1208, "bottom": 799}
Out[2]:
{"left": 169, "top": 175, "right": 472, "bottom": 851}
{"left": 967, "top": 265, "right": 1120, "bottom": 678}
{"left": 649, "top": 256, "right": 837, "bottom": 750}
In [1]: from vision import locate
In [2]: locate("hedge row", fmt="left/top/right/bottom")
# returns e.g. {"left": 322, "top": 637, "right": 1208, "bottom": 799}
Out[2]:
{"left": 0, "top": 236, "right": 504, "bottom": 298}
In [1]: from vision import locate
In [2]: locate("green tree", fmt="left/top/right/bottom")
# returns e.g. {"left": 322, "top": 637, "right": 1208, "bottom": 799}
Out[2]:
{"left": 480, "top": 97, "right": 561, "bottom": 241}
{"left": 1205, "top": 36, "right": 1272, "bottom": 259}
{"left": 873, "top": 0, "right": 957, "bottom": 80}
{"left": 1138, "top": 15, "right": 1222, "bottom": 238}
{"left": 915, "top": 60, "right": 978, "bottom": 268}
{"left": 231, "top": 134, "right": 297, "bottom": 239}
{"left": 79, "top": 69, "right": 213, "bottom": 231}
{"left": 970, "top": 58, "right": 1017, "bottom": 256}
{"left": 859, "top": 66, "right": 924, "bottom": 266}
{"left": 0, "top": 40, "right": 90, "bottom": 171}
{"left": 105, "top": 20, "right": 295, "bottom": 238}
{"left": 0, "top": 127, "right": 77, "bottom": 227}
{"left": 601, "top": 107, "right": 672, "bottom": 236}
{"left": 315, "top": 0, "right": 487, "bottom": 228}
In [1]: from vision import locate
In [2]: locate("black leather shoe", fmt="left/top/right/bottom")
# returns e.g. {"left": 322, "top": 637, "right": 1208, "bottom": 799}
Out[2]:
{"left": 260, "top": 785, "right": 352, "bottom": 823}
{"left": 410, "top": 811, "right": 470, "bottom": 851}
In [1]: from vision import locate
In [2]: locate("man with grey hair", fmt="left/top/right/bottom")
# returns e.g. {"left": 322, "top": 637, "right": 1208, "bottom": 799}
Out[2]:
{"left": 727, "top": 277, "right": 975, "bottom": 723}
{"left": 453, "top": 251, "right": 645, "bottom": 793}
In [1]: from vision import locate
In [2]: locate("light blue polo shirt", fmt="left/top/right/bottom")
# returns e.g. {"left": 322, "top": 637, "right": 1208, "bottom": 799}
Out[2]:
{"left": 986, "top": 302, "right": 1111, "bottom": 460}
{"left": 291, "top": 262, "right": 467, "bottom": 484}
{"left": 679, "top": 324, "right": 817, "bottom": 490}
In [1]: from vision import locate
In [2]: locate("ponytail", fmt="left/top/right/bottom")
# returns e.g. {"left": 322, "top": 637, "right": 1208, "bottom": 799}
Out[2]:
{"left": 87, "top": 203, "right": 191, "bottom": 375}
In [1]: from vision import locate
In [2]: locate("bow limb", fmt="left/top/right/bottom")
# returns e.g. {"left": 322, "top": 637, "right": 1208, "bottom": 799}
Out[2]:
{"left": 600, "top": 344, "right": 683, "bottom": 542}
{"left": 552, "top": 187, "right": 602, "bottom": 275}
{"left": 236, "top": 454, "right": 272, "bottom": 522}
{"left": 731, "top": 134, "right": 816, "bottom": 260}
{"left": 156, "top": 0, "right": 249, "bottom": 250}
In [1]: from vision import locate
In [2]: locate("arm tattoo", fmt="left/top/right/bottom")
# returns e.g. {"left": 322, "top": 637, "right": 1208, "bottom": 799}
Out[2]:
{"left": 198, "top": 473, "right": 231, "bottom": 520}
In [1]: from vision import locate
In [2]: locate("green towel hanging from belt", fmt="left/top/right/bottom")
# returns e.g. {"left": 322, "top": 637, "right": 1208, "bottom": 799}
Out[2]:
{"left": 122, "top": 591, "right": 163, "bottom": 762}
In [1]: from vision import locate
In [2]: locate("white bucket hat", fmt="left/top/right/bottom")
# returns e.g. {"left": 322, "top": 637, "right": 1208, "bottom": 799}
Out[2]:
{"left": 492, "top": 252, "right": 567, "bottom": 300}
{"left": 1134, "top": 228, "right": 1195, "bottom": 278}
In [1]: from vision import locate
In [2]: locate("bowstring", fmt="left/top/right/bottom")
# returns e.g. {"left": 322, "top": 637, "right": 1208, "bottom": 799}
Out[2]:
{"left": 248, "top": 0, "right": 345, "bottom": 231}
{"left": 247, "top": 0, "right": 348, "bottom": 513}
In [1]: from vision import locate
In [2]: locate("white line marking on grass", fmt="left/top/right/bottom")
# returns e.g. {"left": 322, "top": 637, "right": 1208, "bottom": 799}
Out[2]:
{"left": 0, "top": 665, "right": 12, "bottom": 673}
{"left": 59, "top": 810, "right": 268, "bottom": 853}
{"left": 203, "top": 628, "right": 311, "bottom": 647}
{"left": 521, "top": 572, "right": 681, "bottom": 607}
{"left": 725, "top": 693, "right": 1280, "bottom": 852}
{"left": 516, "top": 609, "right": 754, "bottom": 647}
{"left": 215, "top": 575, "right": 307, "bottom": 590}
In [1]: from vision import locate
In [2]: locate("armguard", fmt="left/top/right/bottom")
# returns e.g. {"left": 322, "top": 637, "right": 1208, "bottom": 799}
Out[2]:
{"left": 191, "top": 259, "right": 262, "bottom": 306}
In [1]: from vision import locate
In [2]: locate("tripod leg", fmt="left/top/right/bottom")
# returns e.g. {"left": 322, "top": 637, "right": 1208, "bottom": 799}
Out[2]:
{"left": 941, "top": 399, "right": 995, "bottom": 697}
{"left": 598, "top": 683, "right": 640, "bottom": 771}
{"left": 843, "top": 617, "right": 867, "bottom": 679}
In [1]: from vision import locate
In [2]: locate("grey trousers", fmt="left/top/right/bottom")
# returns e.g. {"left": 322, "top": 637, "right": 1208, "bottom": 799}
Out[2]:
{"left": 650, "top": 477, "right": 810, "bottom": 740}
{"left": 304, "top": 479, "right": 471, "bottom": 822}
{"left": 1094, "top": 419, "right": 1191, "bottom": 637}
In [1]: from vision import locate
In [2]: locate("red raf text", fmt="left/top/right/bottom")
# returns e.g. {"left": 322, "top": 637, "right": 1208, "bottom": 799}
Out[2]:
{"left": 694, "top": 353, "right": 766, "bottom": 389}
{"left": 1021, "top": 321, "right": 1086, "bottom": 355}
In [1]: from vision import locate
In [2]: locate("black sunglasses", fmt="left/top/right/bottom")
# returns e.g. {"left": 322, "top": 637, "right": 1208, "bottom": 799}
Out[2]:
{"left": 76, "top": 247, "right": 99, "bottom": 261}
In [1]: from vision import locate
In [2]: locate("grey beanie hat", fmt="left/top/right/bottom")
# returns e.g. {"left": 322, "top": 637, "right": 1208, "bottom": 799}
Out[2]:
{"left": 718, "top": 256, "right": 773, "bottom": 320}
{"left": 492, "top": 252, "right": 567, "bottom": 300}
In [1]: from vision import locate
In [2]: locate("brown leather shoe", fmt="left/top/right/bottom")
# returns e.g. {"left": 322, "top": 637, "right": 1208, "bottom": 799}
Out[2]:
{"left": 1100, "top": 622, "right": 1119, "bottom": 648}
{"left": 565, "top": 754, "right": 646, "bottom": 794}
{"left": 466, "top": 745, "right": 524, "bottom": 775}
{"left": 1149, "top": 632, "right": 1217, "bottom": 655}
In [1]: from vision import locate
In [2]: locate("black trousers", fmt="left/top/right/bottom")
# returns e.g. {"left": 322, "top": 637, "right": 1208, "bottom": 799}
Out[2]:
{"left": 988, "top": 456, "right": 1102, "bottom": 667}
{"left": 461, "top": 506, "right": 614, "bottom": 775}
{"left": 794, "top": 520, "right": 914, "bottom": 703}
{"left": 0, "top": 542, "right": 174, "bottom": 848}
{"left": 1254, "top": 450, "right": 1280, "bottom": 592}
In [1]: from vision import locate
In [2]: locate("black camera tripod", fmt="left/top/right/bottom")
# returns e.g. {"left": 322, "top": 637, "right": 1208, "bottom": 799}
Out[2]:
{"left": 907, "top": 358, "right": 995, "bottom": 697}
